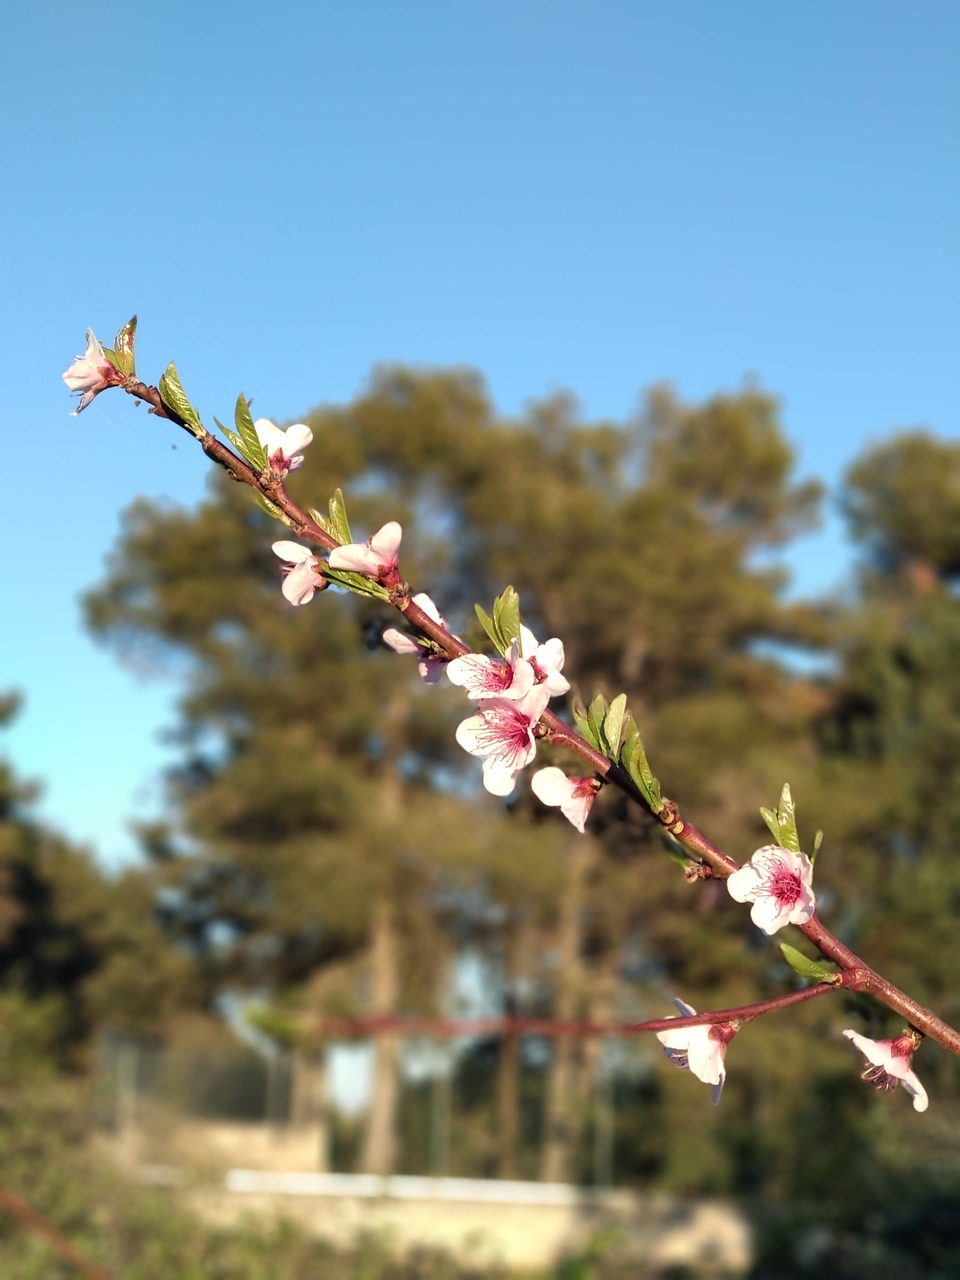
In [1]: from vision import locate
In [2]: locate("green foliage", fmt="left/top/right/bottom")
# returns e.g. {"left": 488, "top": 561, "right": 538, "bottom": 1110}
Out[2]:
{"left": 75, "top": 365, "right": 960, "bottom": 1266}
{"left": 0, "top": 1080, "right": 511, "bottom": 1280}
{"left": 112, "top": 315, "right": 137, "bottom": 377}
{"left": 0, "top": 698, "right": 197, "bottom": 1052}
{"left": 233, "top": 392, "right": 269, "bottom": 469}
{"left": 475, "top": 586, "right": 522, "bottom": 656}
{"left": 842, "top": 432, "right": 960, "bottom": 580}
{"left": 778, "top": 942, "right": 837, "bottom": 982}
{"left": 759, "top": 782, "right": 800, "bottom": 852}
{"left": 310, "top": 488, "right": 353, "bottom": 545}
{"left": 158, "top": 362, "right": 204, "bottom": 436}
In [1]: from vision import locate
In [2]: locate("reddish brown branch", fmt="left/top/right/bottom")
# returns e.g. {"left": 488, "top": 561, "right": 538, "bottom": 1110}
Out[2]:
{"left": 312, "top": 987, "right": 837, "bottom": 1041}
{"left": 0, "top": 1188, "right": 110, "bottom": 1279}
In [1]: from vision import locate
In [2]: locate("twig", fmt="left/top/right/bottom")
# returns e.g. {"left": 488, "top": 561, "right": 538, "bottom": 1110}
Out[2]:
{"left": 0, "top": 1188, "right": 110, "bottom": 1279}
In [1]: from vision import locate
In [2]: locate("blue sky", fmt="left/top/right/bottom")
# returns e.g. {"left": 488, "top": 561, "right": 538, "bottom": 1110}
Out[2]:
{"left": 3, "top": 1, "right": 957, "bottom": 867}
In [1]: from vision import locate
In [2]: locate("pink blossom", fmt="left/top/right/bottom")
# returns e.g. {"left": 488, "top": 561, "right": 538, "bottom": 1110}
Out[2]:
{"left": 656, "top": 999, "right": 735, "bottom": 1105}
{"left": 843, "top": 1029, "right": 928, "bottom": 1112}
{"left": 726, "top": 844, "right": 816, "bottom": 935}
{"left": 446, "top": 651, "right": 535, "bottom": 701}
{"left": 446, "top": 625, "right": 568, "bottom": 702}
{"left": 455, "top": 687, "right": 551, "bottom": 796}
{"left": 530, "top": 767, "right": 599, "bottom": 833}
{"left": 328, "top": 521, "right": 402, "bottom": 580}
{"left": 518, "top": 626, "right": 570, "bottom": 697}
{"left": 62, "top": 329, "right": 124, "bottom": 414}
{"left": 254, "top": 418, "right": 313, "bottom": 475}
{"left": 272, "top": 541, "right": 325, "bottom": 605}
{"left": 383, "top": 593, "right": 448, "bottom": 684}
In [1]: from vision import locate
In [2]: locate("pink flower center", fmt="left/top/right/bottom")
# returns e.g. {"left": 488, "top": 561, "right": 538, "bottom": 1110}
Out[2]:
{"left": 756, "top": 852, "right": 802, "bottom": 908}
{"left": 486, "top": 663, "right": 514, "bottom": 692}
{"left": 476, "top": 705, "right": 534, "bottom": 762}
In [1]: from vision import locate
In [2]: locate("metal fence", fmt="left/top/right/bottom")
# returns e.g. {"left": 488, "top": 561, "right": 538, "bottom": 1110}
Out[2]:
{"left": 97, "top": 1027, "right": 656, "bottom": 1187}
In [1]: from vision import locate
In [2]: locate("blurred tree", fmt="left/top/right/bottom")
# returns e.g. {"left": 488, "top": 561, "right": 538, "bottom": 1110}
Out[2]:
{"left": 816, "top": 432, "right": 960, "bottom": 1010}
{"left": 0, "top": 695, "right": 194, "bottom": 1072}
{"left": 85, "top": 367, "right": 829, "bottom": 1183}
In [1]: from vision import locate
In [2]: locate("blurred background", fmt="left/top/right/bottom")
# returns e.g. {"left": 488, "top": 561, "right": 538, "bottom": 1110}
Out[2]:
{"left": 2, "top": 2, "right": 959, "bottom": 1276}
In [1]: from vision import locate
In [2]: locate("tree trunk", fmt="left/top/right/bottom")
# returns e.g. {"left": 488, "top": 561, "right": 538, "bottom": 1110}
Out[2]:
{"left": 289, "top": 1048, "right": 330, "bottom": 1171}
{"left": 540, "top": 844, "right": 591, "bottom": 1184}
{"left": 360, "top": 897, "right": 400, "bottom": 1175}
{"left": 496, "top": 1030, "right": 520, "bottom": 1180}
{"left": 496, "top": 913, "right": 531, "bottom": 1180}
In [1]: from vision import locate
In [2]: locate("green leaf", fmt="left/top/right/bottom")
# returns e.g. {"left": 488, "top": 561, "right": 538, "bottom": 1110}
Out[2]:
{"left": 776, "top": 783, "right": 800, "bottom": 853}
{"left": 158, "top": 362, "right": 203, "bottom": 436}
{"left": 113, "top": 315, "right": 137, "bottom": 376}
{"left": 811, "top": 829, "right": 824, "bottom": 864}
{"left": 602, "top": 693, "right": 627, "bottom": 756}
{"left": 494, "top": 586, "right": 522, "bottom": 652}
{"left": 618, "top": 723, "right": 663, "bottom": 813}
{"left": 660, "top": 831, "right": 693, "bottom": 866}
{"left": 213, "top": 415, "right": 245, "bottom": 455}
{"left": 475, "top": 604, "right": 502, "bottom": 654}
{"left": 255, "top": 493, "right": 292, "bottom": 525}
{"left": 587, "top": 694, "right": 607, "bottom": 746}
{"left": 759, "top": 806, "right": 781, "bottom": 844}
{"left": 324, "top": 566, "right": 390, "bottom": 602}
{"left": 234, "top": 394, "right": 268, "bottom": 469}
{"left": 572, "top": 701, "right": 601, "bottom": 751}
{"left": 326, "top": 489, "right": 352, "bottom": 545}
{"left": 779, "top": 943, "right": 838, "bottom": 982}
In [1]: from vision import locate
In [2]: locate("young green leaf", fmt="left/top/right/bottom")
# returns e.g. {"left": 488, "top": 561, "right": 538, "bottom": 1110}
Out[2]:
{"left": 776, "top": 783, "right": 800, "bottom": 853}
{"left": 811, "top": 829, "right": 824, "bottom": 864}
{"left": 234, "top": 393, "right": 268, "bottom": 469}
{"left": 159, "top": 363, "right": 204, "bottom": 436}
{"left": 213, "top": 415, "right": 245, "bottom": 455}
{"left": 324, "top": 566, "right": 390, "bottom": 602}
{"left": 759, "top": 806, "right": 781, "bottom": 844}
{"left": 779, "top": 942, "right": 838, "bottom": 982}
{"left": 602, "top": 693, "right": 627, "bottom": 756}
{"left": 113, "top": 315, "right": 137, "bottom": 376}
{"left": 494, "top": 586, "right": 522, "bottom": 651}
{"left": 587, "top": 694, "right": 607, "bottom": 746}
{"left": 326, "top": 489, "right": 352, "bottom": 545}
{"left": 255, "top": 493, "right": 292, "bottom": 525}
{"left": 475, "top": 603, "right": 503, "bottom": 654}
{"left": 572, "top": 700, "right": 602, "bottom": 751}
{"left": 619, "top": 726, "right": 663, "bottom": 813}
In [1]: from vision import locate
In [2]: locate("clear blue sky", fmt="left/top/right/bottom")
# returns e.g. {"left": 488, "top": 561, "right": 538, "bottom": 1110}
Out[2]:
{"left": 2, "top": 1, "right": 957, "bottom": 866}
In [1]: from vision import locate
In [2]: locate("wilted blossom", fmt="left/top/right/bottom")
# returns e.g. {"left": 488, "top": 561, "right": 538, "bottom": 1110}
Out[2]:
{"left": 272, "top": 541, "right": 326, "bottom": 605}
{"left": 328, "top": 521, "right": 402, "bottom": 581}
{"left": 530, "top": 767, "right": 599, "bottom": 833}
{"left": 62, "top": 329, "right": 125, "bottom": 414}
{"left": 254, "top": 418, "right": 313, "bottom": 475}
{"left": 726, "top": 844, "right": 816, "bottom": 935}
{"left": 455, "top": 687, "right": 551, "bottom": 796}
{"left": 446, "top": 625, "right": 568, "bottom": 702}
{"left": 843, "top": 1029, "right": 928, "bottom": 1112}
{"left": 656, "top": 998, "right": 737, "bottom": 1105}
{"left": 383, "top": 593, "right": 448, "bottom": 684}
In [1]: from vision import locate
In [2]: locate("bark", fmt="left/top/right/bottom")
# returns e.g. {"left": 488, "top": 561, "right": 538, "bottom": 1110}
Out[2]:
{"left": 289, "top": 1048, "right": 331, "bottom": 1171}
{"left": 539, "top": 844, "right": 592, "bottom": 1184}
{"left": 360, "top": 897, "right": 400, "bottom": 1175}
{"left": 496, "top": 1030, "right": 520, "bottom": 1180}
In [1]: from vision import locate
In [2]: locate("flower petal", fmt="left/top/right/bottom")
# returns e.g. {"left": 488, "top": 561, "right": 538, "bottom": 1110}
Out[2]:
{"left": 272, "top": 541, "right": 313, "bottom": 565}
